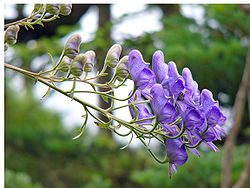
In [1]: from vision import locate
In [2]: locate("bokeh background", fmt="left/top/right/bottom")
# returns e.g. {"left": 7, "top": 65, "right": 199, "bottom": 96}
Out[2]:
{"left": 4, "top": 4, "right": 250, "bottom": 188}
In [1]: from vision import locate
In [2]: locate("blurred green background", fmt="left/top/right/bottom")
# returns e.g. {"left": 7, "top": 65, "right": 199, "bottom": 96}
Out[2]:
{"left": 4, "top": 4, "right": 249, "bottom": 188}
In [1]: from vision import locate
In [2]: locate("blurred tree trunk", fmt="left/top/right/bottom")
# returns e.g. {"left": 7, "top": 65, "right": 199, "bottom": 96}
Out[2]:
{"left": 221, "top": 46, "right": 250, "bottom": 188}
{"left": 157, "top": 4, "right": 179, "bottom": 15}
{"left": 96, "top": 4, "right": 113, "bottom": 136}
{"left": 232, "top": 145, "right": 250, "bottom": 188}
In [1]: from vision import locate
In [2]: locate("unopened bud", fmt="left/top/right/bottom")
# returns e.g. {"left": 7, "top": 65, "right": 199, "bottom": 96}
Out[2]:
{"left": 59, "top": 4, "right": 72, "bottom": 16}
{"left": 70, "top": 54, "right": 86, "bottom": 76}
{"left": 116, "top": 56, "right": 129, "bottom": 81}
{"left": 105, "top": 44, "right": 122, "bottom": 68}
{"left": 83, "top": 50, "right": 95, "bottom": 72}
{"left": 33, "top": 4, "right": 44, "bottom": 14}
{"left": 64, "top": 34, "right": 82, "bottom": 59}
{"left": 5, "top": 25, "right": 20, "bottom": 45}
{"left": 46, "top": 4, "right": 60, "bottom": 15}
{"left": 58, "top": 56, "right": 71, "bottom": 72}
{"left": 4, "top": 43, "right": 9, "bottom": 51}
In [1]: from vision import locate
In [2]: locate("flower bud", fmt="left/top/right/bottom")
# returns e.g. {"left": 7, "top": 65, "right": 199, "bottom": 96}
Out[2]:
{"left": 58, "top": 56, "right": 71, "bottom": 72}
{"left": 70, "top": 54, "right": 86, "bottom": 76}
{"left": 4, "top": 43, "right": 9, "bottom": 51}
{"left": 59, "top": 4, "right": 72, "bottom": 16}
{"left": 5, "top": 25, "right": 20, "bottom": 45}
{"left": 46, "top": 4, "right": 60, "bottom": 15}
{"left": 83, "top": 50, "right": 95, "bottom": 72}
{"left": 33, "top": 4, "right": 44, "bottom": 14}
{"left": 105, "top": 44, "right": 122, "bottom": 68}
{"left": 115, "top": 56, "right": 129, "bottom": 81}
{"left": 64, "top": 34, "right": 82, "bottom": 59}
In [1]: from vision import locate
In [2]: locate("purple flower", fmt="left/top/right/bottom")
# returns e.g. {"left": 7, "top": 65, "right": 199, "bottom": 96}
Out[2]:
{"left": 127, "top": 49, "right": 227, "bottom": 178}
{"left": 181, "top": 108, "right": 204, "bottom": 129}
{"left": 165, "top": 126, "right": 188, "bottom": 179}
{"left": 150, "top": 84, "right": 178, "bottom": 124}
{"left": 129, "top": 50, "right": 155, "bottom": 90}
{"left": 128, "top": 90, "right": 153, "bottom": 129}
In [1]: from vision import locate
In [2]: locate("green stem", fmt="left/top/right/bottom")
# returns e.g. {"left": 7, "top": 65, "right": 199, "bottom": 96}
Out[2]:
{"left": 4, "top": 4, "right": 43, "bottom": 28}
{"left": 135, "top": 132, "right": 169, "bottom": 164}
{"left": 110, "top": 100, "right": 150, "bottom": 112}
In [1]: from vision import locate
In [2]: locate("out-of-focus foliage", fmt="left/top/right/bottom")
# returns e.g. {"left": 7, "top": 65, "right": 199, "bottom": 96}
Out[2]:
{"left": 5, "top": 169, "right": 42, "bottom": 188}
{"left": 130, "top": 145, "right": 249, "bottom": 188}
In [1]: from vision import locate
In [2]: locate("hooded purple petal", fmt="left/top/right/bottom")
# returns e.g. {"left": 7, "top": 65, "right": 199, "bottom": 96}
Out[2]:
{"left": 167, "top": 61, "right": 180, "bottom": 85}
{"left": 128, "top": 50, "right": 148, "bottom": 80}
{"left": 135, "top": 68, "right": 155, "bottom": 89}
{"left": 182, "top": 67, "right": 198, "bottom": 96}
{"left": 129, "top": 50, "right": 155, "bottom": 90}
{"left": 150, "top": 84, "right": 178, "bottom": 123}
{"left": 200, "top": 89, "right": 219, "bottom": 112}
{"left": 183, "top": 108, "right": 204, "bottom": 129}
{"left": 152, "top": 50, "right": 168, "bottom": 84}
{"left": 165, "top": 127, "right": 188, "bottom": 167}
{"left": 206, "top": 106, "right": 226, "bottom": 127}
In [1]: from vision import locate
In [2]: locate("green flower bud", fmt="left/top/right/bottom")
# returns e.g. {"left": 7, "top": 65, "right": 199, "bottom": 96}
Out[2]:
{"left": 4, "top": 25, "right": 20, "bottom": 45}
{"left": 4, "top": 43, "right": 9, "bottom": 52}
{"left": 58, "top": 56, "right": 71, "bottom": 72}
{"left": 64, "top": 34, "right": 82, "bottom": 59}
{"left": 105, "top": 44, "right": 122, "bottom": 68}
{"left": 115, "top": 56, "right": 129, "bottom": 81}
{"left": 83, "top": 50, "right": 95, "bottom": 72}
{"left": 33, "top": 4, "right": 44, "bottom": 14}
{"left": 70, "top": 54, "right": 86, "bottom": 77}
{"left": 59, "top": 4, "right": 72, "bottom": 16}
{"left": 46, "top": 4, "right": 60, "bottom": 15}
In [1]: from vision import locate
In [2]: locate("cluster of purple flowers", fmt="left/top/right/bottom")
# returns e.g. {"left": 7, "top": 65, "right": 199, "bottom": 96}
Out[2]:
{"left": 128, "top": 50, "right": 226, "bottom": 178}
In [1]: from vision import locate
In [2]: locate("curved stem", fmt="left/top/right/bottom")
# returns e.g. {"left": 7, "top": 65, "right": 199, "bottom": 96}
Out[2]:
{"left": 4, "top": 4, "right": 44, "bottom": 28}
{"left": 110, "top": 100, "right": 150, "bottom": 112}
{"left": 185, "top": 140, "right": 203, "bottom": 148}
{"left": 135, "top": 131, "right": 169, "bottom": 164}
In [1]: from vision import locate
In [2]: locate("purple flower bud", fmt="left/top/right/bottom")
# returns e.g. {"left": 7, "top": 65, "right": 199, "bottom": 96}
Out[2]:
{"left": 83, "top": 50, "right": 95, "bottom": 72}
{"left": 46, "top": 4, "right": 60, "bottom": 15}
{"left": 64, "top": 34, "right": 82, "bottom": 59}
{"left": 33, "top": 4, "right": 44, "bottom": 14}
{"left": 58, "top": 56, "right": 71, "bottom": 72}
{"left": 4, "top": 43, "right": 9, "bottom": 51}
{"left": 5, "top": 25, "right": 20, "bottom": 45}
{"left": 115, "top": 56, "right": 129, "bottom": 81}
{"left": 70, "top": 54, "right": 86, "bottom": 76}
{"left": 59, "top": 4, "right": 72, "bottom": 16}
{"left": 105, "top": 44, "right": 122, "bottom": 68}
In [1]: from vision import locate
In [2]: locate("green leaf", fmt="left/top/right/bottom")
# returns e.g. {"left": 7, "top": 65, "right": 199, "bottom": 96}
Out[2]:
{"left": 94, "top": 120, "right": 112, "bottom": 128}
{"left": 101, "top": 94, "right": 109, "bottom": 103}
{"left": 36, "top": 21, "right": 44, "bottom": 27}
{"left": 41, "top": 87, "right": 51, "bottom": 100}
{"left": 47, "top": 53, "right": 55, "bottom": 67}
{"left": 88, "top": 82, "right": 96, "bottom": 91}
{"left": 26, "top": 22, "right": 34, "bottom": 30}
